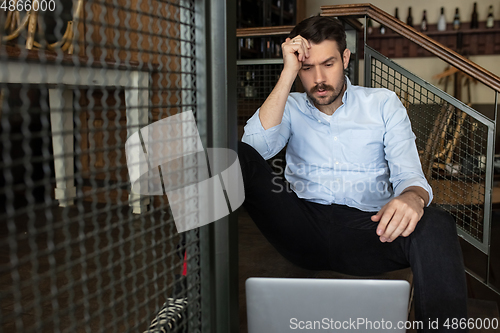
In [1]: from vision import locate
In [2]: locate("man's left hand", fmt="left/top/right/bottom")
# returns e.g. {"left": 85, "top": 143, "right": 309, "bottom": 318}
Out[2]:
{"left": 371, "top": 189, "right": 427, "bottom": 242}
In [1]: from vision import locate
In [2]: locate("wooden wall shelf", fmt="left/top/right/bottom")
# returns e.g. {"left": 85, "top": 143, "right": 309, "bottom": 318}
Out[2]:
{"left": 364, "top": 21, "right": 500, "bottom": 58}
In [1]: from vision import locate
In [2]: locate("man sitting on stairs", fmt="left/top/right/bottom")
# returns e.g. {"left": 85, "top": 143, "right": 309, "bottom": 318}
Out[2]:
{"left": 239, "top": 16, "right": 468, "bottom": 332}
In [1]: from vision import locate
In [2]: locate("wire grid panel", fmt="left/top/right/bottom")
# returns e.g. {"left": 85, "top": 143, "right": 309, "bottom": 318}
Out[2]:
{"left": 0, "top": 0, "right": 205, "bottom": 332}
{"left": 368, "top": 53, "right": 493, "bottom": 252}
{"left": 237, "top": 63, "right": 287, "bottom": 122}
{"left": 237, "top": 62, "right": 292, "bottom": 175}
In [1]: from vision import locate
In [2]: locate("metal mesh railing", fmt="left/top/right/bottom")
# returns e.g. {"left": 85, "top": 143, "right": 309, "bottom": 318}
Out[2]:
{"left": 0, "top": 0, "right": 207, "bottom": 332}
{"left": 366, "top": 46, "right": 494, "bottom": 253}
{"left": 237, "top": 62, "right": 291, "bottom": 176}
{"left": 237, "top": 63, "right": 288, "bottom": 122}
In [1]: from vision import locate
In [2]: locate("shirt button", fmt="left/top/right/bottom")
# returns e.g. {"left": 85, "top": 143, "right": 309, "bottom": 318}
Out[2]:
{"left": 318, "top": 120, "right": 321, "bottom": 123}
{"left": 335, "top": 161, "right": 339, "bottom": 165}
{"left": 336, "top": 178, "right": 340, "bottom": 182}
{"left": 334, "top": 137, "right": 338, "bottom": 141}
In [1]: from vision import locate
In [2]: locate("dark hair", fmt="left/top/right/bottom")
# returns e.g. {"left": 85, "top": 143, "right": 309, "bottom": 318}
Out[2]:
{"left": 288, "top": 16, "right": 346, "bottom": 55}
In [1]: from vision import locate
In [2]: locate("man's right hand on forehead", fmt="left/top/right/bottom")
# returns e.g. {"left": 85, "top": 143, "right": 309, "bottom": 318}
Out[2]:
{"left": 282, "top": 35, "right": 311, "bottom": 74}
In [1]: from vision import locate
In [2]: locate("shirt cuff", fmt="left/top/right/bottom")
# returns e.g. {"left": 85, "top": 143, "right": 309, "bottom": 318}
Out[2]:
{"left": 394, "top": 178, "right": 434, "bottom": 206}
{"left": 243, "top": 110, "right": 283, "bottom": 149}
{"left": 244, "top": 109, "right": 282, "bottom": 133}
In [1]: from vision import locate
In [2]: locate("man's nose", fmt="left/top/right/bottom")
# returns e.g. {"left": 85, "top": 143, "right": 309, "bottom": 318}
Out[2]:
{"left": 314, "top": 67, "right": 326, "bottom": 84}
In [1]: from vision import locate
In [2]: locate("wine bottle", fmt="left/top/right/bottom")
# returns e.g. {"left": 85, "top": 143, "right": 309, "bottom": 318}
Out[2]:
{"left": 251, "top": 71, "right": 256, "bottom": 97}
{"left": 380, "top": 23, "right": 386, "bottom": 35}
{"left": 239, "top": 80, "right": 245, "bottom": 98}
{"left": 486, "top": 5, "right": 495, "bottom": 28}
{"left": 421, "top": 10, "right": 428, "bottom": 32}
{"left": 266, "top": 40, "right": 272, "bottom": 58}
{"left": 406, "top": 7, "right": 413, "bottom": 27}
{"left": 367, "top": 18, "right": 373, "bottom": 34}
{"left": 245, "top": 71, "right": 254, "bottom": 98}
{"left": 453, "top": 8, "right": 460, "bottom": 30}
{"left": 437, "top": 7, "right": 447, "bottom": 31}
{"left": 395, "top": 7, "right": 399, "bottom": 20}
{"left": 470, "top": 2, "right": 479, "bottom": 29}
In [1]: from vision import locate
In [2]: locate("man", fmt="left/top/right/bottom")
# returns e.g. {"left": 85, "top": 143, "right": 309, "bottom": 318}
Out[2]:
{"left": 239, "top": 16, "right": 468, "bottom": 332}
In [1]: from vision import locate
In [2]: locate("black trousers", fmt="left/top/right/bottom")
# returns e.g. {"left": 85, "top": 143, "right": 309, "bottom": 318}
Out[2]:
{"left": 238, "top": 142, "right": 468, "bottom": 332}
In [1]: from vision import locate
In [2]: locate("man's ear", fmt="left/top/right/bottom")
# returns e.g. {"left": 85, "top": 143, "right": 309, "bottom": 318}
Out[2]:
{"left": 342, "top": 48, "right": 351, "bottom": 70}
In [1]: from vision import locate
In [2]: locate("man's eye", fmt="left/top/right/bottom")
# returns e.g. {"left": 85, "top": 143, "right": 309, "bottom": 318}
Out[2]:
{"left": 302, "top": 67, "right": 311, "bottom": 71}
{"left": 325, "top": 63, "right": 333, "bottom": 67}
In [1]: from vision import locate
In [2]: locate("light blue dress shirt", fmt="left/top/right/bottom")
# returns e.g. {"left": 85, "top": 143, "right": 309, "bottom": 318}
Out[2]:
{"left": 241, "top": 77, "right": 433, "bottom": 212}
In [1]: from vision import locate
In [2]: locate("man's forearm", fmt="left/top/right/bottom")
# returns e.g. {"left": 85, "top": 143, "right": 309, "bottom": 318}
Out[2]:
{"left": 401, "top": 186, "right": 429, "bottom": 207}
{"left": 259, "top": 69, "right": 297, "bottom": 130}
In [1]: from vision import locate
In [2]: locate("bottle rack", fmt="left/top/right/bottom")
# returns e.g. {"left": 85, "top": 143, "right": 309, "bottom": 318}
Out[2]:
{"left": 237, "top": 0, "right": 296, "bottom": 29}
{"left": 238, "top": 36, "right": 288, "bottom": 59}
{"left": 365, "top": 21, "right": 500, "bottom": 58}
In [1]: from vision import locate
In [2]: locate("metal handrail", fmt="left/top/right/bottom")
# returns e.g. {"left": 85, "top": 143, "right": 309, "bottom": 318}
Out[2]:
{"left": 320, "top": 3, "right": 500, "bottom": 93}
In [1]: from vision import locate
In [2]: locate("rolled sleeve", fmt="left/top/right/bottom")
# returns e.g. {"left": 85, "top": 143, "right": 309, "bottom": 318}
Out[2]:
{"left": 383, "top": 91, "right": 433, "bottom": 206}
{"left": 393, "top": 177, "right": 434, "bottom": 206}
{"left": 241, "top": 106, "right": 291, "bottom": 160}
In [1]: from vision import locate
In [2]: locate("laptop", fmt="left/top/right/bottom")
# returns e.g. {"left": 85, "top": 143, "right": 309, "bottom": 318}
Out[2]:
{"left": 246, "top": 277, "right": 411, "bottom": 333}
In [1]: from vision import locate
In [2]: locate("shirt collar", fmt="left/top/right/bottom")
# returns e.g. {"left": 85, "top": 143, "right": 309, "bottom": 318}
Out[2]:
{"left": 343, "top": 75, "right": 351, "bottom": 104}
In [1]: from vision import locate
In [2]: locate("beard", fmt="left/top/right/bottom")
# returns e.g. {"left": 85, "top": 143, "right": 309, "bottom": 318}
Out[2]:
{"left": 306, "top": 75, "right": 346, "bottom": 107}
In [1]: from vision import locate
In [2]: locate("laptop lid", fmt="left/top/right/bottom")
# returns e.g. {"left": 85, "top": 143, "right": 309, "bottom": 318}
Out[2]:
{"left": 246, "top": 277, "right": 411, "bottom": 333}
